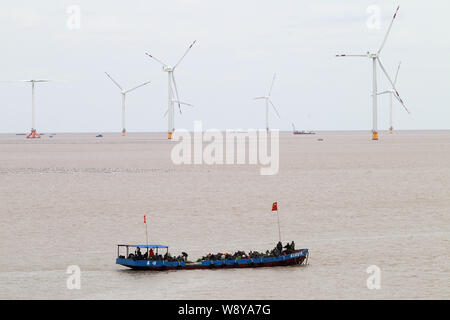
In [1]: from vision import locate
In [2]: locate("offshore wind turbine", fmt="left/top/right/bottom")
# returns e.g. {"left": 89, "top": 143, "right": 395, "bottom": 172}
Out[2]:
{"left": 105, "top": 72, "right": 151, "bottom": 136}
{"left": 376, "top": 62, "right": 408, "bottom": 133}
{"left": 145, "top": 40, "right": 196, "bottom": 139}
{"left": 0, "top": 79, "right": 51, "bottom": 138}
{"left": 254, "top": 73, "right": 281, "bottom": 133}
{"left": 336, "top": 6, "right": 408, "bottom": 140}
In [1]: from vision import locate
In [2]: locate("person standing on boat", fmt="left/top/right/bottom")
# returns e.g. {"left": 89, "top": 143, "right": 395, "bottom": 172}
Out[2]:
{"left": 291, "top": 241, "right": 295, "bottom": 251}
{"left": 149, "top": 249, "right": 155, "bottom": 258}
{"left": 283, "top": 242, "right": 292, "bottom": 253}
{"left": 135, "top": 247, "right": 142, "bottom": 259}
{"left": 276, "top": 241, "right": 282, "bottom": 253}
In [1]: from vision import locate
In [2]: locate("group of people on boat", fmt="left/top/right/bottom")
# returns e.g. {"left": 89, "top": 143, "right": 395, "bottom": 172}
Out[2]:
{"left": 127, "top": 247, "right": 189, "bottom": 262}
{"left": 126, "top": 241, "right": 296, "bottom": 263}
{"left": 198, "top": 241, "right": 296, "bottom": 262}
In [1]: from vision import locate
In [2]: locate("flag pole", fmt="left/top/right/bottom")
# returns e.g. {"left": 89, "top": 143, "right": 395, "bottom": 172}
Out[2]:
{"left": 144, "top": 215, "right": 149, "bottom": 257}
{"left": 272, "top": 202, "right": 282, "bottom": 243}
{"left": 277, "top": 211, "right": 281, "bottom": 242}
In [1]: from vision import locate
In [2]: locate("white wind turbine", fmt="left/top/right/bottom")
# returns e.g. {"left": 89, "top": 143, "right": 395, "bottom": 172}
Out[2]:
{"left": 105, "top": 72, "right": 151, "bottom": 136}
{"left": 145, "top": 40, "right": 196, "bottom": 139}
{"left": 0, "top": 79, "right": 51, "bottom": 138}
{"left": 336, "top": 5, "right": 408, "bottom": 140}
{"left": 376, "top": 62, "right": 408, "bottom": 134}
{"left": 254, "top": 73, "right": 281, "bottom": 133}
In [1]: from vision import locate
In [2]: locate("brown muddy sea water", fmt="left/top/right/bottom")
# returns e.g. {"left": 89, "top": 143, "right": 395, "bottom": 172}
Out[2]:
{"left": 0, "top": 131, "right": 449, "bottom": 299}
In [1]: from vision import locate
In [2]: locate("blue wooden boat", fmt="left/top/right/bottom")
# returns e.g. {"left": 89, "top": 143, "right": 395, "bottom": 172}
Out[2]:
{"left": 116, "top": 244, "right": 309, "bottom": 271}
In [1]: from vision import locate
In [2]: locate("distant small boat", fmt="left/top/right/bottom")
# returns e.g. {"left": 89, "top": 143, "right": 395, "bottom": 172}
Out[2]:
{"left": 292, "top": 123, "right": 315, "bottom": 135}
{"left": 116, "top": 244, "right": 309, "bottom": 271}
{"left": 96, "top": 134, "right": 103, "bottom": 138}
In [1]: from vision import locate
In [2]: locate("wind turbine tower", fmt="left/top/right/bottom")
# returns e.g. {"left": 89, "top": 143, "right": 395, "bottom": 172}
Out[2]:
{"left": 254, "top": 73, "right": 281, "bottom": 133}
{"left": 145, "top": 40, "right": 196, "bottom": 139}
{"left": 105, "top": 72, "right": 151, "bottom": 136}
{"left": 376, "top": 62, "right": 408, "bottom": 133}
{"left": 2, "top": 79, "right": 51, "bottom": 138}
{"left": 336, "top": 6, "right": 408, "bottom": 140}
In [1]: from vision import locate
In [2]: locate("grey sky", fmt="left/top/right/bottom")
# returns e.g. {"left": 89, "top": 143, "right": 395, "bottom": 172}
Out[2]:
{"left": 0, "top": 0, "right": 449, "bottom": 133}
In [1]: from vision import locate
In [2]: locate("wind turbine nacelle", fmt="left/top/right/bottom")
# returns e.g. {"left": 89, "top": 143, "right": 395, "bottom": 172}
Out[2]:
{"left": 163, "top": 66, "right": 174, "bottom": 72}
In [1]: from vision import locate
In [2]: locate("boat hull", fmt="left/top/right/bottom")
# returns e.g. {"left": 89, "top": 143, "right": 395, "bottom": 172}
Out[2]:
{"left": 116, "top": 249, "right": 308, "bottom": 271}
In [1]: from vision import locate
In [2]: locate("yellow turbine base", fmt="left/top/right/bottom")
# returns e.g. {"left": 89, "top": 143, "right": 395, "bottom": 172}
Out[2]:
{"left": 121, "top": 130, "right": 126, "bottom": 136}
{"left": 389, "top": 128, "right": 393, "bottom": 134}
{"left": 372, "top": 132, "right": 379, "bottom": 140}
{"left": 168, "top": 132, "right": 173, "bottom": 139}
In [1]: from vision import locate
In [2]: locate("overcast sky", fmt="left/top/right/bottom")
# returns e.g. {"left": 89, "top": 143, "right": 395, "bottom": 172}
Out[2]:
{"left": 0, "top": 0, "right": 449, "bottom": 133}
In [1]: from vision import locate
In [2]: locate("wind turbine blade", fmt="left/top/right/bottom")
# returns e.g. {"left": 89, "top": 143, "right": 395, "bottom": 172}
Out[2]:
{"left": 174, "top": 40, "right": 197, "bottom": 69}
{"left": 376, "top": 91, "right": 391, "bottom": 95}
{"left": 164, "top": 101, "right": 193, "bottom": 117}
{"left": 0, "top": 80, "right": 31, "bottom": 82}
{"left": 268, "top": 73, "right": 276, "bottom": 96}
{"left": 377, "top": 57, "right": 409, "bottom": 113}
{"left": 144, "top": 52, "right": 167, "bottom": 67}
{"left": 105, "top": 72, "right": 123, "bottom": 91}
{"left": 171, "top": 73, "right": 182, "bottom": 114}
{"left": 377, "top": 58, "right": 396, "bottom": 89}
{"left": 392, "top": 92, "right": 410, "bottom": 113}
{"left": 335, "top": 54, "right": 367, "bottom": 57}
{"left": 124, "top": 81, "right": 151, "bottom": 94}
{"left": 378, "top": 6, "right": 400, "bottom": 54}
{"left": 0, "top": 80, "right": 50, "bottom": 82}
{"left": 254, "top": 97, "right": 266, "bottom": 100}
{"left": 174, "top": 101, "right": 194, "bottom": 107}
{"left": 269, "top": 99, "right": 281, "bottom": 118}
{"left": 394, "top": 62, "right": 401, "bottom": 85}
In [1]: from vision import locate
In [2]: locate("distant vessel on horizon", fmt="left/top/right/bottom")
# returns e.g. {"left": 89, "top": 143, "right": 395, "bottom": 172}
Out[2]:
{"left": 292, "top": 123, "right": 315, "bottom": 135}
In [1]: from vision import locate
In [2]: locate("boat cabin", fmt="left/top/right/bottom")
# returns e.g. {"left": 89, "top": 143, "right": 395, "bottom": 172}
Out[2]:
{"left": 117, "top": 244, "right": 169, "bottom": 260}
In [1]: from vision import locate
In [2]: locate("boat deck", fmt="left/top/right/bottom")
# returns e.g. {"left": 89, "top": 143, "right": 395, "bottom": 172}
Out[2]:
{"left": 116, "top": 249, "right": 309, "bottom": 271}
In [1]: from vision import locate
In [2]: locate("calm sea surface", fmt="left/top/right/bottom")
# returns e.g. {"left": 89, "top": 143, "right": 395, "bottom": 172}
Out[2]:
{"left": 0, "top": 131, "right": 449, "bottom": 299}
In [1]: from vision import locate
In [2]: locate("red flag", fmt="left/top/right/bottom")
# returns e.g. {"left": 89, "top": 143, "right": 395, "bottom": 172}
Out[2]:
{"left": 272, "top": 202, "right": 278, "bottom": 213}
{"left": 144, "top": 215, "right": 146, "bottom": 224}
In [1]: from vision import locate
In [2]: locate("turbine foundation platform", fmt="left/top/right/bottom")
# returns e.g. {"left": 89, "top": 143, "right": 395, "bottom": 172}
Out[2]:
{"left": 168, "top": 132, "right": 173, "bottom": 139}
{"left": 26, "top": 129, "right": 41, "bottom": 139}
{"left": 122, "top": 129, "right": 126, "bottom": 136}
{"left": 372, "top": 131, "right": 379, "bottom": 141}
